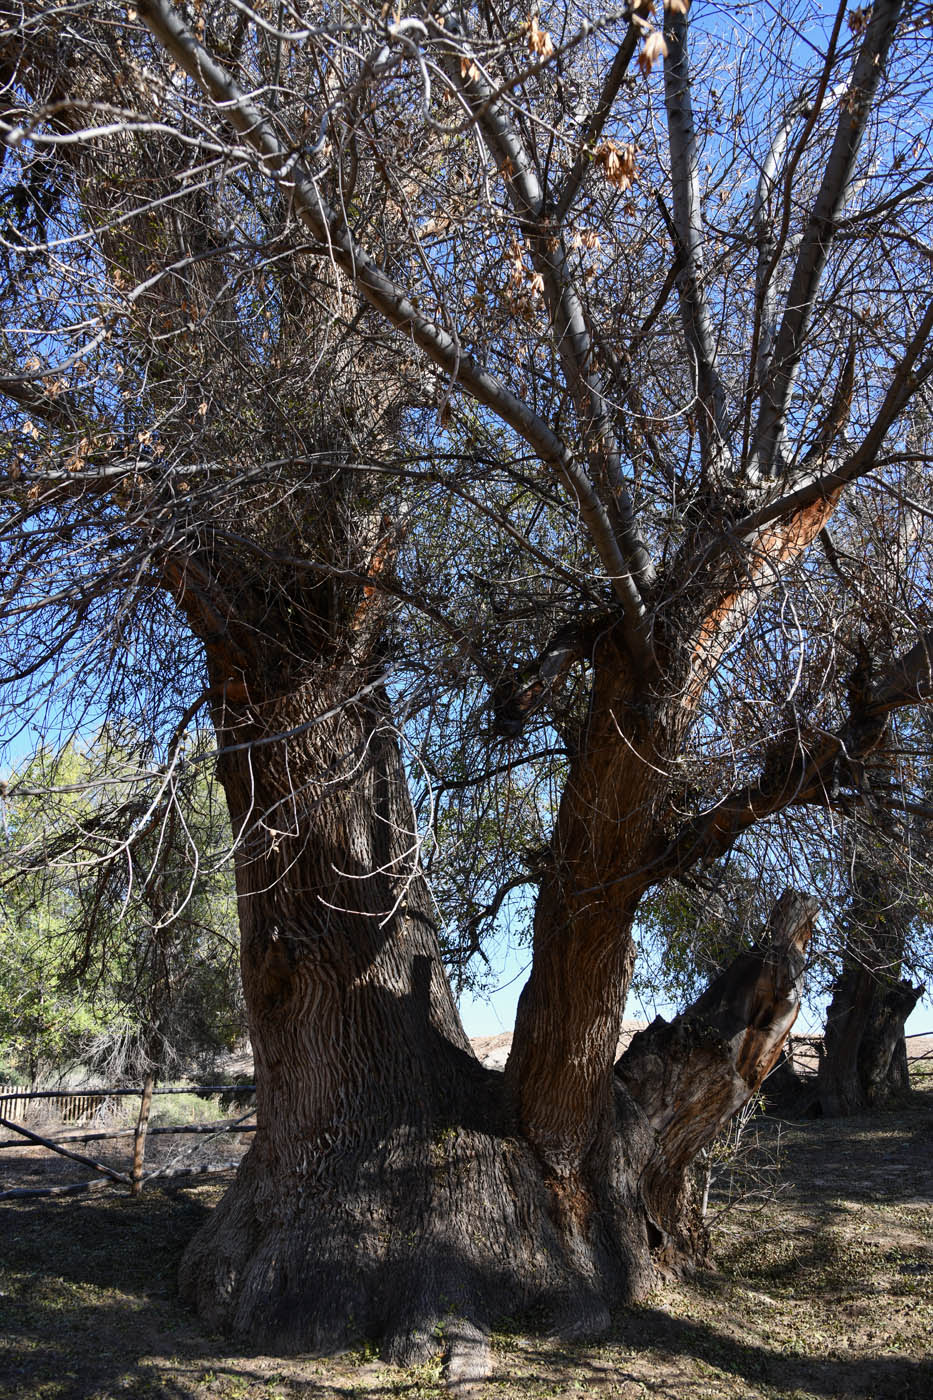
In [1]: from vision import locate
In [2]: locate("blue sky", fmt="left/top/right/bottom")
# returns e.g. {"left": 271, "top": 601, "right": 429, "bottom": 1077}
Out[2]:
{"left": 457, "top": 935, "right": 933, "bottom": 1040}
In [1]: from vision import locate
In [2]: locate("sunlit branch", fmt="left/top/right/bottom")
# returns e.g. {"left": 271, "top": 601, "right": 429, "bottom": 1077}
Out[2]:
{"left": 662, "top": 10, "right": 730, "bottom": 483}
{"left": 754, "top": 0, "right": 905, "bottom": 478}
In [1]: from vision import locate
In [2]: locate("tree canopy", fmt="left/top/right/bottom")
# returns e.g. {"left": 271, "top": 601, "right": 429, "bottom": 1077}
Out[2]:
{"left": 0, "top": 734, "right": 243, "bottom": 1083}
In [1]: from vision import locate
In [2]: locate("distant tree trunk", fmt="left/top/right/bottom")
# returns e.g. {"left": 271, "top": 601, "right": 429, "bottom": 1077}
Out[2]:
{"left": 818, "top": 961, "right": 920, "bottom": 1115}
{"left": 130, "top": 1072, "right": 156, "bottom": 1196}
{"left": 860, "top": 975, "right": 919, "bottom": 1102}
{"left": 816, "top": 822, "right": 922, "bottom": 1116}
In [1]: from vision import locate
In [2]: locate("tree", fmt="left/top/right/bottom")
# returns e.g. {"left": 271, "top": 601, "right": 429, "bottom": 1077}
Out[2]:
{"left": 0, "top": 763, "right": 111, "bottom": 1086}
{"left": 1, "top": 0, "right": 932, "bottom": 1378}
{"left": 813, "top": 741, "right": 929, "bottom": 1115}
{"left": 0, "top": 736, "right": 243, "bottom": 1083}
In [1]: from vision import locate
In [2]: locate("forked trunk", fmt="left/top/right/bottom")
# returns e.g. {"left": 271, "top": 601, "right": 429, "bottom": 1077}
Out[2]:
{"left": 178, "top": 661, "right": 817, "bottom": 1371}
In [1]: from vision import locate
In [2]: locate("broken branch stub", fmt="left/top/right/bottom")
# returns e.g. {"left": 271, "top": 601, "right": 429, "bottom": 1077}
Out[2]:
{"left": 615, "top": 889, "right": 817, "bottom": 1265}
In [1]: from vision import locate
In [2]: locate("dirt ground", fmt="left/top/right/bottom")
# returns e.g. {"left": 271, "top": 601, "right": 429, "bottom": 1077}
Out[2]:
{"left": 1, "top": 1055, "right": 932, "bottom": 1400}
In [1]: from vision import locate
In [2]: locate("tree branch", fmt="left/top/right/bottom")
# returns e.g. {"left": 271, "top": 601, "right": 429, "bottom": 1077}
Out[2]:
{"left": 724, "top": 297, "right": 933, "bottom": 545}
{"left": 552, "top": 20, "right": 640, "bottom": 223}
{"left": 662, "top": 12, "right": 730, "bottom": 483}
{"left": 437, "top": 16, "right": 656, "bottom": 599}
{"left": 616, "top": 888, "right": 816, "bottom": 1260}
{"left": 0, "top": 370, "right": 91, "bottom": 436}
{"left": 490, "top": 613, "right": 607, "bottom": 737}
{"left": 135, "top": 0, "right": 656, "bottom": 671}
{"left": 742, "top": 0, "right": 852, "bottom": 470}
{"left": 754, "top": 0, "right": 905, "bottom": 477}
{"left": 652, "top": 628, "right": 933, "bottom": 881}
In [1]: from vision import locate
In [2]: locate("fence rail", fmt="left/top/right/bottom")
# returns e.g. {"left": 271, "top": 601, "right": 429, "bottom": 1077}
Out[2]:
{"left": 0, "top": 1080, "right": 257, "bottom": 1201}
{"left": 0, "top": 1083, "right": 255, "bottom": 1102}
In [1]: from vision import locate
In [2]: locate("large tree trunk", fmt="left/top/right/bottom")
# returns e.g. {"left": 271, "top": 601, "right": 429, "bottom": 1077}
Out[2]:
{"left": 149, "top": 509, "right": 821, "bottom": 1380}
{"left": 179, "top": 667, "right": 511, "bottom": 1367}
{"left": 177, "top": 646, "right": 816, "bottom": 1370}
{"left": 178, "top": 660, "right": 661, "bottom": 1364}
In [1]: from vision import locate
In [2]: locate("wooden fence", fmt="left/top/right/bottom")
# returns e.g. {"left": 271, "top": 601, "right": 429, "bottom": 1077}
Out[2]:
{"left": 0, "top": 1081, "right": 256, "bottom": 1202}
{"left": 0, "top": 1084, "right": 116, "bottom": 1124}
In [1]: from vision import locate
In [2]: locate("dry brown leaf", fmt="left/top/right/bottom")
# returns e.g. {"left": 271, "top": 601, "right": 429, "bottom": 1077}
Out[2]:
{"left": 638, "top": 30, "right": 669, "bottom": 76}
{"left": 848, "top": 6, "right": 872, "bottom": 37}
{"left": 574, "top": 228, "right": 601, "bottom": 251}
{"left": 594, "top": 140, "right": 639, "bottom": 192}
{"left": 527, "top": 16, "right": 555, "bottom": 60}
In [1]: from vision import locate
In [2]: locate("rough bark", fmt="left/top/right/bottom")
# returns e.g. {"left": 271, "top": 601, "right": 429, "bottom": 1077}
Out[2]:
{"left": 179, "top": 663, "right": 504, "bottom": 1365}
{"left": 177, "top": 642, "right": 815, "bottom": 1366}
{"left": 817, "top": 962, "right": 920, "bottom": 1116}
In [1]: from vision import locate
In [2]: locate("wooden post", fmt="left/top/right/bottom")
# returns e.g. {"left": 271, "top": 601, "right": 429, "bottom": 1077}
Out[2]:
{"left": 130, "top": 1074, "right": 155, "bottom": 1197}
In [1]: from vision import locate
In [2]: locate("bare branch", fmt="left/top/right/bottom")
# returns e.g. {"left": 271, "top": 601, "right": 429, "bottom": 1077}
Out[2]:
{"left": 552, "top": 21, "right": 640, "bottom": 223}
{"left": 135, "top": 0, "right": 656, "bottom": 669}
{"left": 653, "top": 628, "right": 933, "bottom": 881}
{"left": 725, "top": 298, "right": 933, "bottom": 543}
{"left": 754, "top": 0, "right": 905, "bottom": 477}
{"left": 438, "top": 13, "right": 657, "bottom": 602}
{"left": 662, "top": 11, "right": 730, "bottom": 482}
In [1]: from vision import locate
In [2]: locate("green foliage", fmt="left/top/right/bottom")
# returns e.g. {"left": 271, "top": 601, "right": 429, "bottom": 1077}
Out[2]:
{"left": 633, "top": 861, "right": 767, "bottom": 1012}
{"left": 0, "top": 732, "right": 244, "bottom": 1083}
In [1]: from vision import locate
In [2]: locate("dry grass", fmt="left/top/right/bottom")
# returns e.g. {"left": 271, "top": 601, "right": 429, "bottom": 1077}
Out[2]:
{"left": 1, "top": 1088, "right": 932, "bottom": 1400}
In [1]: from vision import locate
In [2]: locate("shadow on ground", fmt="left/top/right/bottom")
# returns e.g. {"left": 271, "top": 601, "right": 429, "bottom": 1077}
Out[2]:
{"left": 1, "top": 1097, "right": 932, "bottom": 1399}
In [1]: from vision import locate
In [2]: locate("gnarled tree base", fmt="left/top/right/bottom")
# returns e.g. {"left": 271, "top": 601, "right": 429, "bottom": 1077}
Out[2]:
{"left": 180, "top": 891, "right": 817, "bottom": 1378}
{"left": 179, "top": 1062, "right": 655, "bottom": 1372}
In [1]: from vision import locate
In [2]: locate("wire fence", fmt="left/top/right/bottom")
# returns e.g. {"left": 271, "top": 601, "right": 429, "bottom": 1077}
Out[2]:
{"left": 779, "top": 1029, "right": 933, "bottom": 1078}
